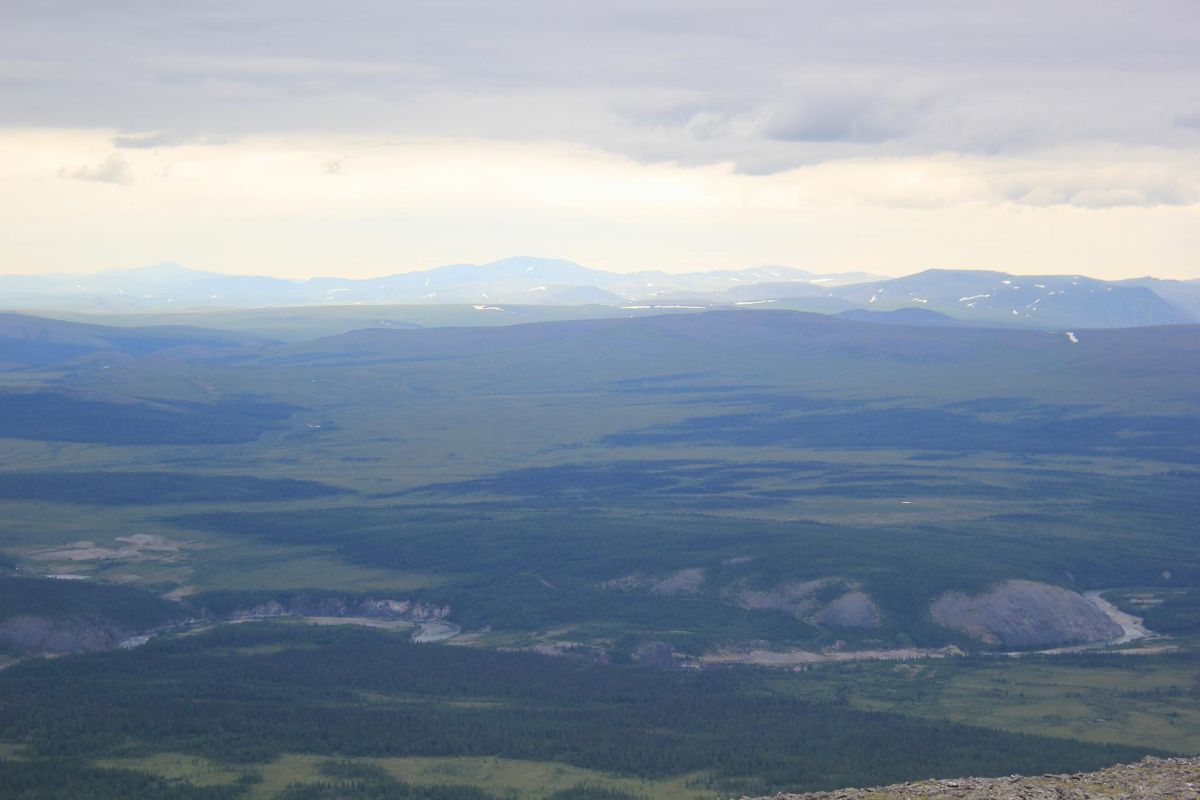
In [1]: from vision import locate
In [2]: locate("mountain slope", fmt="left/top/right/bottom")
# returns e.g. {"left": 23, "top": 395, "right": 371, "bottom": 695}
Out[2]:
{"left": 0, "top": 311, "right": 271, "bottom": 367}
{"left": 4, "top": 261, "right": 1197, "bottom": 331}
{"left": 837, "top": 307, "right": 961, "bottom": 326}
{"left": 1117, "top": 276, "right": 1200, "bottom": 319}
{"left": 828, "top": 269, "right": 1195, "bottom": 328}
{"left": 265, "top": 308, "right": 1200, "bottom": 377}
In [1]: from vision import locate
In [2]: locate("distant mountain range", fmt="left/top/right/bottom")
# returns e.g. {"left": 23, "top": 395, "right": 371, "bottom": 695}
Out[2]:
{"left": 1, "top": 256, "right": 1197, "bottom": 330}
{"left": 0, "top": 257, "right": 874, "bottom": 311}
{"left": 826, "top": 269, "right": 1195, "bottom": 329}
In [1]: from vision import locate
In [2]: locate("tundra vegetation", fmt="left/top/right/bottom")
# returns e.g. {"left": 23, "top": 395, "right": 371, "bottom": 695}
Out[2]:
{"left": 0, "top": 308, "right": 1198, "bottom": 798}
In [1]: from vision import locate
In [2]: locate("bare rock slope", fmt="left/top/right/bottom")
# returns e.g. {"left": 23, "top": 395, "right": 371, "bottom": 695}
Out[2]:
{"left": 931, "top": 580, "right": 1122, "bottom": 647}
{"left": 748, "top": 757, "right": 1199, "bottom": 800}
{"left": 0, "top": 615, "right": 139, "bottom": 654}
{"left": 814, "top": 591, "right": 880, "bottom": 629}
{"left": 732, "top": 578, "right": 881, "bottom": 630}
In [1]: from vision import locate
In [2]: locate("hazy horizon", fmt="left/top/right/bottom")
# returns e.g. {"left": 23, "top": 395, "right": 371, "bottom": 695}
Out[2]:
{"left": 0, "top": 256, "right": 1196, "bottom": 284}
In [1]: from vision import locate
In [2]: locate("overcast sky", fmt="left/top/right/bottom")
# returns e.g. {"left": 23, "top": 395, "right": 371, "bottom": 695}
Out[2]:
{"left": 2, "top": 0, "right": 1199, "bottom": 278}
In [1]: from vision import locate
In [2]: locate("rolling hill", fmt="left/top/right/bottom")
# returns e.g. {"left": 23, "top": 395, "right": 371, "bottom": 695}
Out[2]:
{"left": 2, "top": 310, "right": 1198, "bottom": 657}
{"left": 0, "top": 312, "right": 271, "bottom": 368}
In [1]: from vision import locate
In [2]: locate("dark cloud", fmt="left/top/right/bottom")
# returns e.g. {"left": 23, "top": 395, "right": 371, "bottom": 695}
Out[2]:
{"left": 3, "top": 1, "right": 1200, "bottom": 171}
{"left": 1176, "top": 109, "right": 1200, "bottom": 131}
{"left": 760, "top": 90, "right": 926, "bottom": 144}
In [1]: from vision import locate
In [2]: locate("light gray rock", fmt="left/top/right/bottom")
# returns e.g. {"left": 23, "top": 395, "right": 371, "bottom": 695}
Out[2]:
{"left": 746, "top": 756, "right": 1200, "bottom": 799}
{"left": 814, "top": 591, "right": 880, "bottom": 629}
{"left": 931, "top": 579, "right": 1122, "bottom": 648}
{"left": 649, "top": 568, "right": 706, "bottom": 596}
{"left": 602, "top": 568, "right": 706, "bottom": 596}
{"left": 734, "top": 579, "right": 829, "bottom": 615}
{"left": 0, "top": 615, "right": 133, "bottom": 654}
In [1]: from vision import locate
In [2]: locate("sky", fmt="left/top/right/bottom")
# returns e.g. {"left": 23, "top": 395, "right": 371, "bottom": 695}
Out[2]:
{"left": 1, "top": 1, "right": 1199, "bottom": 279}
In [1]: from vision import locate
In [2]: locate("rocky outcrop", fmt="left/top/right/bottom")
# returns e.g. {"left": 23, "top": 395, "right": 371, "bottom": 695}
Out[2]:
{"left": 221, "top": 595, "right": 451, "bottom": 623}
{"left": 0, "top": 615, "right": 132, "bottom": 653}
{"left": 0, "top": 614, "right": 188, "bottom": 654}
{"left": 931, "top": 580, "right": 1122, "bottom": 648}
{"left": 602, "top": 568, "right": 706, "bottom": 596}
{"left": 0, "top": 591, "right": 453, "bottom": 657}
{"left": 733, "top": 579, "right": 882, "bottom": 630}
{"left": 814, "top": 591, "right": 880, "bottom": 629}
{"left": 649, "top": 568, "right": 706, "bottom": 596}
{"left": 746, "top": 756, "right": 1200, "bottom": 799}
{"left": 734, "top": 579, "right": 828, "bottom": 615}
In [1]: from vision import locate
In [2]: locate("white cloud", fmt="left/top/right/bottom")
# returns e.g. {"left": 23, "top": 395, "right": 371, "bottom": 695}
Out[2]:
{"left": 994, "top": 152, "right": 1200, "bottom": 209}
{"left": 111, "top": 131, "right": 229, "bottom": 149}
{"left": 59, "top": 153, "right": 133, "bottom": 185}
{"left": 4, "top": 129, "right": 1199, "bottom": 280}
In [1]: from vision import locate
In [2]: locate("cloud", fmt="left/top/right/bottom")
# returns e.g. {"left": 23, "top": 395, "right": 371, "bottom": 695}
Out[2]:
{"left": 1176, "top": 109, "right": 1200, "bottom": 131}
{"left": 1011, "top": 185, "right": 1197, "bottom": 209}
{"left": 111, "top": 131, "right": 228, "bottom": 149}
{"left": 2, "top": 2, "right": 1198, "bottom": 174}
{"left": 6, "top": 130, "right": 1200, "bottom": 279}
{"left": 59, "top": 153, "right": 133, "bottom": 185}
{"left": 996, "top": 159, "right": 1200, "bottom": 209}
{"left": 3, "top": 4, "right": 1200, "bottom": 281}
{"left": 758, "top": 85, "right": 933, "bottom": 145}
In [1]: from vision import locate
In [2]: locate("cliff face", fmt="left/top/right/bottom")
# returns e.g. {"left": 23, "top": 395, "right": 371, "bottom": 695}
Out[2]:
{"left": 748, "top": 757, "right": 1199, "bottom": 800}
{"left": 219, "top": 595, "right": 451, "bottom": 623}
{"left": 0, "top": 593, "right": 452, "bottom": 657}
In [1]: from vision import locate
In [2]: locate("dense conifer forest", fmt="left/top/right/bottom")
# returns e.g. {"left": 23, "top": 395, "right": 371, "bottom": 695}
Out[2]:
{"left": 0, "top": 625, "right": 1156, "bottom": 798}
